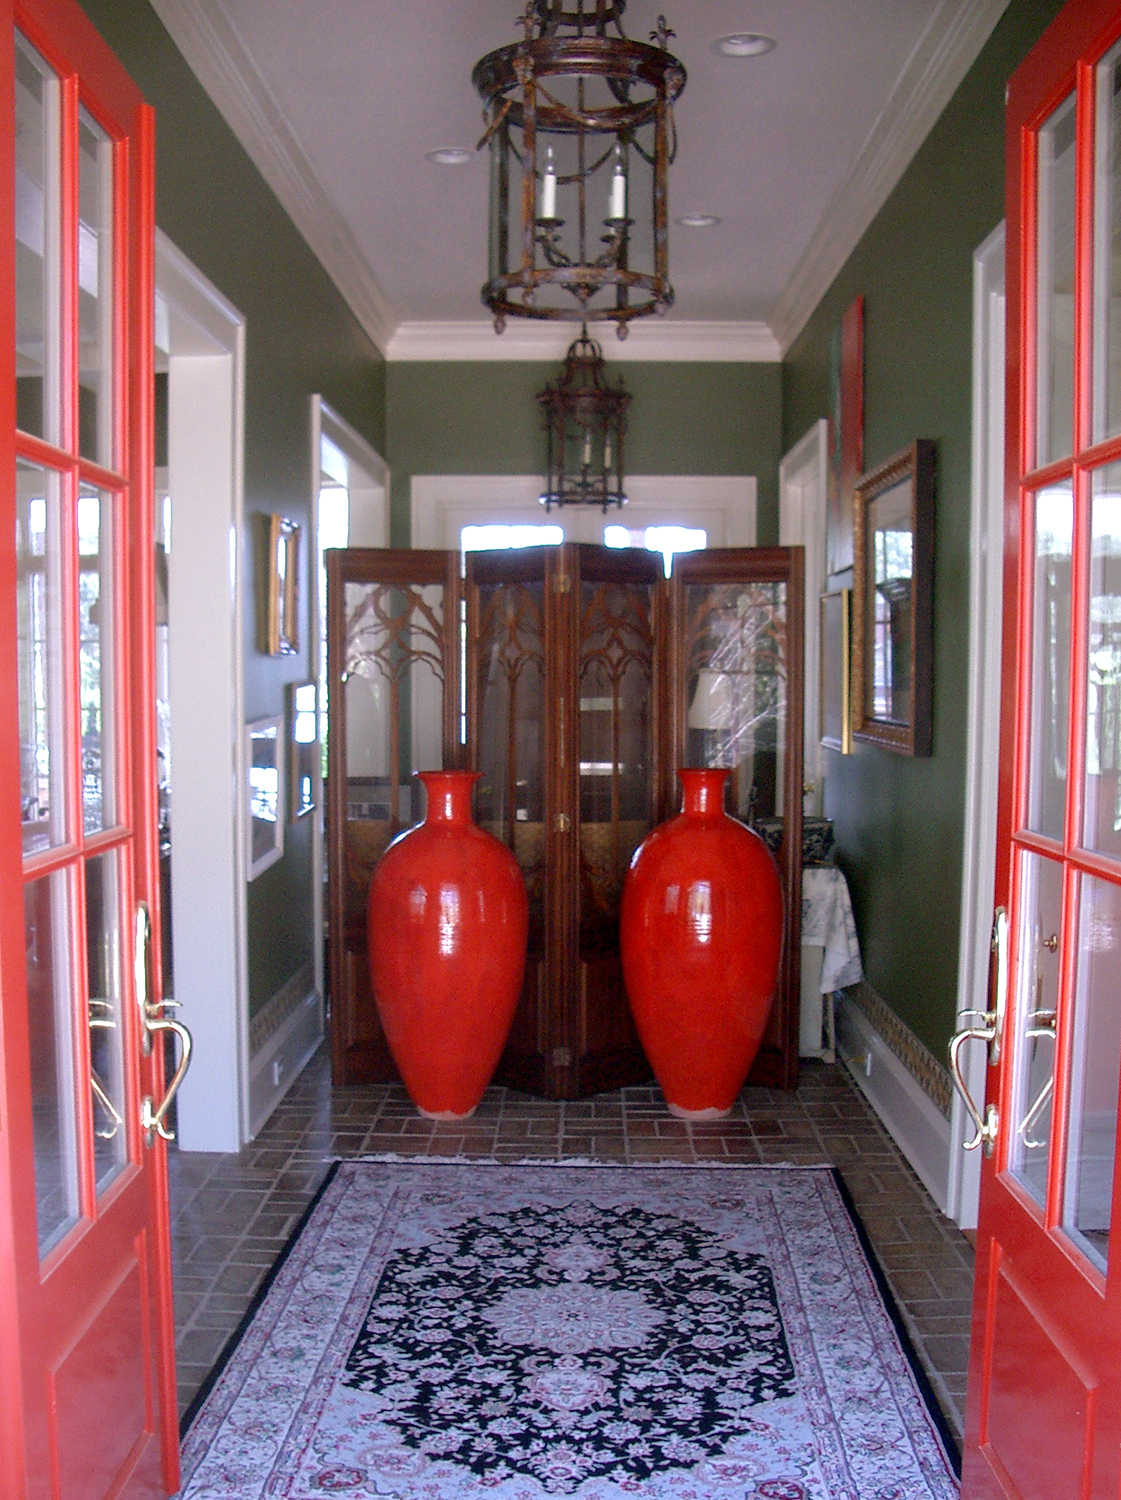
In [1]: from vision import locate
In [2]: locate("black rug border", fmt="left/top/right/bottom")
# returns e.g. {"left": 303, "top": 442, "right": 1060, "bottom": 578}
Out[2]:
{"left": 178, "top": 1156, "right": 963, "bottom": 1481}
{"left": 178, "top": 1158, "right": 341, "bottom": 1438}
{"left": 829, "top": 1165, "right": 963, "bottom": 1477}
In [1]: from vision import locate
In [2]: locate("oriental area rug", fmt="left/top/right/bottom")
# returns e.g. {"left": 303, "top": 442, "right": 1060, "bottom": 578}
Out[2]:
{"left": 177, "top": 1161, "right": 959, "bottom": 1500}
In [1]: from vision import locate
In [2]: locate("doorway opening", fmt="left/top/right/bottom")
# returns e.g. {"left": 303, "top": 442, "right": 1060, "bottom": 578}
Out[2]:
{"left": 155, "top": 232, "right": 247, "bottom": 1153}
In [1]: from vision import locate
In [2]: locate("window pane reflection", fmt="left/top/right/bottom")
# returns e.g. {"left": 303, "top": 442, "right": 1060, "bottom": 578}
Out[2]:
{"left": 1026, "top": 482, "right": 1073, "bottom": 841}
{"left": 79, "top": 485, "right": 116, "bottom": 834}
{"left": 1085, "top": 466, "right": 1121, "bottom": 854}
{"left": 25, "top": 870, "right": 80, "bottom": 1256}
{"left": 1062, "top": 875, "right": 1121, "bottom": 1273}
{"left": 1008, "top": 852, "right": 1061, "bottom": 1208}
{"left": 86, "top": 852, "right": 127, "bottom": 1192}
{"left": 18, "top": 460, "right": 66, "bottom": 856}
{"left": 78, "top": 107, "right": 113, "bottom": 467}
{"left": 15, "top": 33, "right": 59, "bottom": 444}
{"left": 1037, "top": 94, "right": 1076, "bottom": 467}
{"left": 1095, "top": 41, "right": 1121, "bottom": 440}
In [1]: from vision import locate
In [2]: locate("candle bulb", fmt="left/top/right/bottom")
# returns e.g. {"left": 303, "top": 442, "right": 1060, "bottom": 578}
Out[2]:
{"left": 604, "top": 437, "right": 612, "bottom": 470}
{"left": 608, "top": 143, "right": 627, "bottom": 220}
{"left": 582, "top": 429, "right": 592, "bottom": 467}
{"left": 539, "top": 145, "right": 557, "bottom": 219}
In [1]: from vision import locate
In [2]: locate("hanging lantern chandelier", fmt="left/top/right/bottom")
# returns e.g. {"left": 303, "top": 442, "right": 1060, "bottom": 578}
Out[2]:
{"left": 473, "top": 1, "right": 686, "bottom": 339}
{"left": 538, "top": 326, "right": 630, "bottom": 510}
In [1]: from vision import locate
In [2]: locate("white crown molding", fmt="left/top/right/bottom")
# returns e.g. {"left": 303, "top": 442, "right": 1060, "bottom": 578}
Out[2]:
{"left": 770, "top": 0, "right": 1011, "bottom": 354}
{"left": 149, "top": 0, "right": 397, "bottom": 355}
{"left": 387, "top": 319, "right": 781, "bottom": 363}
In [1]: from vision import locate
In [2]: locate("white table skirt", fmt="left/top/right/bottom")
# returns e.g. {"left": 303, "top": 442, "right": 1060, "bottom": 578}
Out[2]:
{"left": 802, "top": 866, "right": 863, "bottom": 993}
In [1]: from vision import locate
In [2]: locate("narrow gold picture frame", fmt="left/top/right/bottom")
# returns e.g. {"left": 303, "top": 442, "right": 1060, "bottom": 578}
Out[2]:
{"left": 265, "top": 513, "right": 300, "bottom": 656}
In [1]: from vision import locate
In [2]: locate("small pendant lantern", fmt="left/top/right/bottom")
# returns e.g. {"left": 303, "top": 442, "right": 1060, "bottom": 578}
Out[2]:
{"left": 538, "top": 326, "right": 630, "bottom": 511}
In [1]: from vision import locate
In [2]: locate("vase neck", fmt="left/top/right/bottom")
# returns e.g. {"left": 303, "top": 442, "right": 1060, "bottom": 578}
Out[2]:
{"left": 419, "top": 771, "right": 481, "bottom": 826}
{"left": 677, "top": 768, "right": 729, "bottom": 818}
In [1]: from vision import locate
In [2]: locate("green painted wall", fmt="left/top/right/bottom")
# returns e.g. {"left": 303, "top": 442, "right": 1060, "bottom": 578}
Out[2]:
{"left": 782, "top": 0, "right": 1064, "bottom": 1060}
{"left": 77, "top": 0, "right": 387, "bottom": 1017}
{"left": 387, "top": 362, "right": 783, "bottom": 546}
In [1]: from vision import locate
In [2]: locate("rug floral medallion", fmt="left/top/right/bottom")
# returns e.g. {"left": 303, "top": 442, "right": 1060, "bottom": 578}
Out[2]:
{"left": 178, "top": 1162, "right": 958, "bottom": 1500}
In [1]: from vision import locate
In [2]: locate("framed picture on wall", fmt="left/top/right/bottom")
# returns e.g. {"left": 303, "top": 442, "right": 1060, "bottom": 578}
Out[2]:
{"left": 287, "top": 680, "right": 319, "bottom": 820}
{"left": 246, "top": 716, "right": 285, "bottom": 879}
{"left": 265, "top": 513, "right": 300, "bottom": 655}
{"left": 820, "top": 588, "right": 851, "bottom": 754}
{"left": 851, "top": 440, "right": 935, "bottom": 756}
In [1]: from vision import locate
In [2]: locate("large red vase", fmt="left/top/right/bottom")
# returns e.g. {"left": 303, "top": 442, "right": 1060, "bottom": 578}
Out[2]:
{"left": 367, "top": 771, "right": 528, "bottom": 1119}
{"left": 620, "top": 768, "right": 784, "bottom": 1118}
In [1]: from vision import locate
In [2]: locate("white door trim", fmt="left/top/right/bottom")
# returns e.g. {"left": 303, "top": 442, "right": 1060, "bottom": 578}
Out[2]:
{"left": 409, "top": 474, "right": 757, "bottom": 550}
{"left": 309, "top": 397, "right": 388, "bottom": 1009}
{"left": 779, "top": 419, "right": 828, "bottom": 816}
{"left": 947, "top": 221, "right": 1006, "bottom": 1230}
{"left": 156, "top": 229, "right": 249, "bottom": 1152}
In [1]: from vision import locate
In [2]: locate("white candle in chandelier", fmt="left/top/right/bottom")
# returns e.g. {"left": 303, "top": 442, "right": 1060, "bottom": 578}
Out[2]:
{"left": 539, "top": 145, "right": 557, "bottom": 219}
{"left": 608, "top": 143, "right": 627, "bottom": 220}
{"left": 604, "top": 436, "right": 612, "bottom": 470}
{"left": 583, "top": 428, "right": 592, "bottom": 467}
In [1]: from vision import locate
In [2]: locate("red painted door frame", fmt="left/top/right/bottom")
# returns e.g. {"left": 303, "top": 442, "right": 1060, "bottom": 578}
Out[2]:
{"left": 962, "top": 1, "right": 1121, "bottom": 1495}
{"left": 0, "top": 1, "right": 178, "bottom": 1494}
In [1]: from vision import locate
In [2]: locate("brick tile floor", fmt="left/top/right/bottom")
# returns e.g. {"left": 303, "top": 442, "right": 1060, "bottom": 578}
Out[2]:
{"left": 169, "top": 1048, "right": 974, "bottom": 1442}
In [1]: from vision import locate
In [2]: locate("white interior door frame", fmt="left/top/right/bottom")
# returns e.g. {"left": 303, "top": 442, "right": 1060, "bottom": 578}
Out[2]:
{"left": 947, "top": 221, "right": 1006, "bottom": 1230}
{"left": 309, "top": 397, "right": 388, "bottom": 1003}
{"left": 779, "top": 419, "right": 828, "bottom": 815}
{"left": 409, "top": 474, "right": 757, "bottom": 549}
{"left": 156, "top": 230, "right": 248, "bottom": 1152}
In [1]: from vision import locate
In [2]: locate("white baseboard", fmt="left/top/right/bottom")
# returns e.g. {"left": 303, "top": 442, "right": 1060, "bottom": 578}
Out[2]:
{"left": 835, "top": 995, "right": 952, "bottom": 1213}
{"left": 248, "top": 986, "right": 324, "bottom": 1139}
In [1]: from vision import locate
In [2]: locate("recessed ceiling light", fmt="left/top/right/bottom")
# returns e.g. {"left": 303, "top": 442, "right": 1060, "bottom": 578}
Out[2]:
{"left": 426, "top": 147, "right": 474, "bottom": 166}
{"left": 712, "top": 33, "right": 776, "bottom": 58}
{"left": 676, "top": 213, "right": 722, "bottom": 228}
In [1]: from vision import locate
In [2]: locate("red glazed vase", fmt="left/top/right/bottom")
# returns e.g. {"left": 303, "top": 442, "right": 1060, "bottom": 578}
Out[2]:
{"left": 367, "top": 771, "right": 528, "bottom": 1119}
{"left": 620, "top": 768, "right": 784, "bottom": 1118}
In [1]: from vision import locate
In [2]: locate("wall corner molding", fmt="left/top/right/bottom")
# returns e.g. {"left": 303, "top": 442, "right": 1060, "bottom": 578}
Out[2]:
{"left": 770, "top": 0, "right": 1011, "bottom": 353}
{"left": 148, "top": 0, "right": 397, "bottom": 355}
{"left": 386, "top": 319, "right": 781, "bottom": 363}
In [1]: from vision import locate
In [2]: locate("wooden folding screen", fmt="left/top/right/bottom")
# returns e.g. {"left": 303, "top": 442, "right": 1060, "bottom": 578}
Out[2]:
{"left": 327, "top": 543, "right": 802, "bottom": 1096}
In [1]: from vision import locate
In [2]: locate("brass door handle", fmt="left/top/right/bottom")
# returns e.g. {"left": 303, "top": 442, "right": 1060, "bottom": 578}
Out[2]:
{"left": 135, "top": 901, "right": 194, "bottom": 1145}
{"left": 947, "top": 906, "right": 1008, "bottom": 1157}
{"left": 140, "top": 1015, "right": 193, "bottom": 1144}
{"left": 949, "top": 1026, "right": 1000, "bottom": 1155}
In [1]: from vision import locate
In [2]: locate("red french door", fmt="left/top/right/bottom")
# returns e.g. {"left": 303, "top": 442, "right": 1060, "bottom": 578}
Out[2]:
{"left": 959, "top": 2, "right": 1121, "bottom": 1495}
{"left": 0, "top": 1, "right": 183, "bottom": 1496}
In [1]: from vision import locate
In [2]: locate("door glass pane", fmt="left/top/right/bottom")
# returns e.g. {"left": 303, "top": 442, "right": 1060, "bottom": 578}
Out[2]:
{"left": 15, "top": 33, "right": 60, "bottom": 445}
{"left": 86, "top": 851, "right": 127, "bottom": 1191}
{"left": 1026, "top": 482, "right": 1073, "bottom": 840}
{"left": 25, "top": 870, "right": 80, "bottom": 1256}
{"left": 474, "top": 580, "right": 547, "bottom": 914}
{"left": 18, "top": 460, "right": 66, "bottom": 856}
{"left": 1062, "top": 874, "right": 1121, "bottom": 1273}
{"left": 579, "top": 579, "right": 656, "bottom": 928}
{"left": 1007, "top": 852, "right": 1061, "bottom": 1207}
{"left": 342, "top": 580, "right": 448, "bottom": 927}
{"left": 1037, "top": 94, "right": 1076, "bottom": 467}
{"left": 78, "top": 107, "right": 113, "bottom": 467}
{"left": 1085, "top": 465, "right": 1121, "bottom": 854}
{"left": 1095, "top": 40, "right": 1121, "bottom": 441}
{"left": 79, "top": 484, "right": 116, "bottom": 833}
{"left": 684, "top": 581, "right": 788, "bottom": 825}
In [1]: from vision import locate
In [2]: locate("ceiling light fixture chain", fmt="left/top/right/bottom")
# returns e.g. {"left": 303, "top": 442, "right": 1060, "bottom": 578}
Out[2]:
{"left": 473, "top": 0, "right": 685, "bottom": 338}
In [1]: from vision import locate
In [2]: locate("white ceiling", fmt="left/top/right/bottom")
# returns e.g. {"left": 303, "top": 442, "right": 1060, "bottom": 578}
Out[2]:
{"left": 152, "top": 0, "right": 1011, "bottom": 356}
